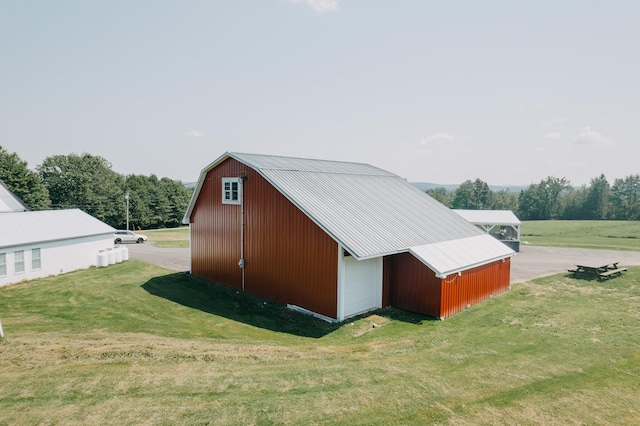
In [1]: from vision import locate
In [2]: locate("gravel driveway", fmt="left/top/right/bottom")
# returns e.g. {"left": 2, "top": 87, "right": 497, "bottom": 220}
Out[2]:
{"left": 126, "top": 242, "right": 640, "bottom": 284}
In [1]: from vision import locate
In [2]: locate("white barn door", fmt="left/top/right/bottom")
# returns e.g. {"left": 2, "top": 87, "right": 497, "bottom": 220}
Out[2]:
{"left": 342, "top": 255, "right": 382, "bottom": 319}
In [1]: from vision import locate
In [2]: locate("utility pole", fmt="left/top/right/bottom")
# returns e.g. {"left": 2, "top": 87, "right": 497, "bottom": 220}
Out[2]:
{"left": 125, "top": 193, "right": 129, "bottom": 231}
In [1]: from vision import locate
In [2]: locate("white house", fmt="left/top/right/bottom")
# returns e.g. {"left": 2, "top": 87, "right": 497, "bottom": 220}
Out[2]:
{"left": 0, "top": 209, "right": 116, "bottom": 287}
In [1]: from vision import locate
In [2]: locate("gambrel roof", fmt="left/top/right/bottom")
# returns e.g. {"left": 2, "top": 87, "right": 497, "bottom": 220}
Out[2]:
{"left": 184, "top": 152, "right": 514, "bottom": 277}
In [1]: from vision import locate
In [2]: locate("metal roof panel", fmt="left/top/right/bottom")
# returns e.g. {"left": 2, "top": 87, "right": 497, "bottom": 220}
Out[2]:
{"left": 0, "top": 209, "right": 115, "bottom": 248}
{"left": 410, "top": 235, "right": 515, "bottom": 277}
{"left": 453, "top": 209, "right": 521, "bottom": 226}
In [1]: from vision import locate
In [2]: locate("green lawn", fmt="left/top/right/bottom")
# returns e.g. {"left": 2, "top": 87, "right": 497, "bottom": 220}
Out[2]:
{"left": 1, "top": 259, "right": 639, "bottom": 424}
{"left": 143, "top": 226, "right": 190, "bottom": 248}
{"left": 521, "top": 220, "right": 640, "bottom": 251}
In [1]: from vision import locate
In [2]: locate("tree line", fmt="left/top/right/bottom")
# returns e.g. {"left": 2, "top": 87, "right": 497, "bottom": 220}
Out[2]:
{"left": 4, "top": 145, "right": 639, "bottom": 225}
{"left": 427, "top": 174, "right": 640, "bottom": 221}
{"left": 1, "top": 146, "right": 192, "bottom": 230}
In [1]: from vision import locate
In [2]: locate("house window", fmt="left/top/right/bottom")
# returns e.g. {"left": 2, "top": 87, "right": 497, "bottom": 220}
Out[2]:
{"left": 222, "top": 177, "right": 242, "bottom": 205}
{"left": 32, "top": 248, "right": 41, "bottom": 270}
{"left": 14, "top": 250, "right": 25, "bottom": 274}
{"left": 0, "top": 253, "right": 6, "bottom": 276}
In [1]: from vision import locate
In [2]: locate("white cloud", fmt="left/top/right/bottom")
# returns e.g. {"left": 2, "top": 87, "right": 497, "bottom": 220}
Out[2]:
{"left": 185, "top": 130, "right": 205, "bottom": 138}
{"left": 284, "top": 0, "right": 340, "bottom": 13}
{"left": 540, "top": 118, "right": 568, "bottom": 127}
{"left": 541, "top": 132, "right": 561, "bottom": 140}
{"left": 414, "top": 148, "right": 432, "bottom": 156}
{"left": 420, "top": 132, "right": 454, "bottom": 145}
{"left": 573, "top": 127, "right": 612, "bottom": 145}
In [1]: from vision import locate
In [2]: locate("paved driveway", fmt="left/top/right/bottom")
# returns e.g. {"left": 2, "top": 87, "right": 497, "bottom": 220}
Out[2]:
{"left": 510, "top": 245, "right": 640, "bottom": 283}
{"left": 124, "top": 243, "right": 190, "bottom": 272}
{"left": 126, "top": 242, "right": 640, "bottom": 284}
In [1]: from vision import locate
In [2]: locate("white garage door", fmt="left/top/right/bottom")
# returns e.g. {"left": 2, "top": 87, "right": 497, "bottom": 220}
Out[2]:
{"left": 343, "top": 256, "right": 382, "bottom": 318}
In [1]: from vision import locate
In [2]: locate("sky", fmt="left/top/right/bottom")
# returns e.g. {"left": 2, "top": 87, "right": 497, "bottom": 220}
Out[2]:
{"left": 1, "top": 1, "right": 639, "bottom": 186}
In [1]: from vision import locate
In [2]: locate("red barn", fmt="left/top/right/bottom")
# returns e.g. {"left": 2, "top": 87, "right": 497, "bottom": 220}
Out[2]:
{"left": 183, "top": 152, "right": 513, "bottom": 321}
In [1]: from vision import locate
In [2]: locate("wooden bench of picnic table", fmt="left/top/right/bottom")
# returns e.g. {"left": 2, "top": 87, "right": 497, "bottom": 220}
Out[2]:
{"left": 598, "top": 267, "right": 628, "bottom": 278}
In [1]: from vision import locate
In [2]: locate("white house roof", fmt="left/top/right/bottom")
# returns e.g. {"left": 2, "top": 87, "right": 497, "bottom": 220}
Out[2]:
{"left": 453, "top": 209, "right": 521, "bottom": 226}
{"left": 184, "top": 152, "right": 514, "bottom": 276}
{"left": 0, "top": 180, "right": 29, "bottom": 213}
{"left": 0, "top": 209, "right": 115, "bottom": 249}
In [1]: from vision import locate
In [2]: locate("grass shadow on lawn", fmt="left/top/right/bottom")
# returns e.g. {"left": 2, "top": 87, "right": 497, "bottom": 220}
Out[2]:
{"left": 142, "top": 272, "right": 342, "bottom": 338}
{"left": 142, "top": 273, "right": 436, "bottom": 337}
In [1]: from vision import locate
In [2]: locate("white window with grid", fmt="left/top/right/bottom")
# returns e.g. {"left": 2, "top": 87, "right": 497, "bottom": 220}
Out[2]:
{"left": 222, "top": 178, "right": 242, "bottom": 205}
{"left": 32, "top": 248, "right": 42, "bottom": 270}
{"left": 14, "top": 250, "right": 25, "bottom": 274}
{"left": 0, "top": 253, "right": 6, "bottom": 276}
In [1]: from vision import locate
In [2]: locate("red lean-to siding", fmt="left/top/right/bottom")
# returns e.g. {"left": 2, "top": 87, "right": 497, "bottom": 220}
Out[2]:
{"left": 439, "top": 258, "right": 511, "bottom": 318}
{"left": 385, "top": 253, "right": 442, "bottom": 317}
{"left": 384, "top": 253, "right": 510, "bottom": 319}
{"left": 189, "top": 158, "right": 339, "bottom": 318}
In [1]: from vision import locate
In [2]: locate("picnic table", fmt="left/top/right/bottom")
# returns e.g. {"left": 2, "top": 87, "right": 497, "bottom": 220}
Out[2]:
{"left": 568, "top": 261, "right": 628, "bottom": 281}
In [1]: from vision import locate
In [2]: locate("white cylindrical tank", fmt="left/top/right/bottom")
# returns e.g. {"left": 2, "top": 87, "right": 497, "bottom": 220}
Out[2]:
{"left": 121, "top": 246, "right": 129, "bottom": 261}
{"left": 97, "top": 251, "right": 108, "bottom": 267}
{"left": 114, "top": 247, "right": 123, "bottom": 263}
{"left": 107, "top": 248, "right": 116, "bottom": 265}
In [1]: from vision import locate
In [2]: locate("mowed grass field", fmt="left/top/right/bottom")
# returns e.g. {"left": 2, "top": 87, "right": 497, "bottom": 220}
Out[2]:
{"left": 1, "top": 221, "right": 640, "bottom": 424}
{"left": 521, "top": 220, "right": 640, "bottom": 251}
{"left": 144, "top": 227, "right": 190, "bottom": 248}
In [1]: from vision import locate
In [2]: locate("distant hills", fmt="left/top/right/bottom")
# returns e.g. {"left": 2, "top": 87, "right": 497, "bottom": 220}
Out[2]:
{"left": 411, "top": 182, "right": 527, "bottom": 193}
{"left": 184, "top": 181, "right": 527, "bottom": 193}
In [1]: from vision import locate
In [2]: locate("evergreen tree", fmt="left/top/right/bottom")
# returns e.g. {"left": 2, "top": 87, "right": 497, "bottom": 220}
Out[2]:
{"left": 583, "top": 174, "right": 610, "bottom": 219}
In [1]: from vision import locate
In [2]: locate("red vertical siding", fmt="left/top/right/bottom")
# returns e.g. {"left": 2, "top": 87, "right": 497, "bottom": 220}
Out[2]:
{"left": 189, "top": 158, "right": 339, "bottom": 319}
{"left": 439, "top": 258, "right": 511, "bottom": 319}
{"left": 190, "top": 158, "right": 244, "bottom": 289}
{"left": 385, "top": 253, "right": 511, "bottom": 319}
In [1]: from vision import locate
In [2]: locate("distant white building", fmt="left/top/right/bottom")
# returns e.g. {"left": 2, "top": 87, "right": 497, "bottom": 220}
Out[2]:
{"left": 0, "top": 208, "right": 116, "bottom": 287}
{"left": 453, "top": 209, "right": 521, "bottom": 252}
{"left": 0, "top": 180, "right": 29, "bottom": 213}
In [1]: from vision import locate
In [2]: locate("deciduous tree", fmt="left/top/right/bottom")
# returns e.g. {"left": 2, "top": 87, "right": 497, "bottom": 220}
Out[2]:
{"left": 37, "top": 153, "right": 124, "bottom": 226}
{"left": 0, "top": 146, "right": 50, "bottom": 210}
{"left": 610, "top": 175, "right": 640, "bottom": 220}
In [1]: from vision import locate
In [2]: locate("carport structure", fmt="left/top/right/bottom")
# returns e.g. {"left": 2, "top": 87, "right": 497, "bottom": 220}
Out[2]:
{"left": 453, "top": 210, "right": 521, "bottom": 252}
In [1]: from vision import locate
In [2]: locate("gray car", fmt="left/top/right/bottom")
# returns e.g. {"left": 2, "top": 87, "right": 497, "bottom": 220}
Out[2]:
{"left": 114, "top": 230, "right": 148, "bottom": 244}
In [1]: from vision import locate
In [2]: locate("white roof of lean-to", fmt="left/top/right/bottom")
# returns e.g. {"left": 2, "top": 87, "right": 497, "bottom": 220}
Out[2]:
{"left": 0, "top": 209, "right": 115, "bottom": 249}
{"left": 410, "top": 234, "right": 512, "bottom": 278}
{"left": 184, "top": 152, "right": 514, "bottom": 277}
{"left": 0, "top": 180, "right": 29, "bottom": 212}
{"left": 453, "top": 209, "right": 521, "bottom": 226}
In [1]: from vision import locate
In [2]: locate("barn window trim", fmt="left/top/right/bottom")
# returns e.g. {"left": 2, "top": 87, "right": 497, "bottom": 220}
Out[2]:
{"left": 222, "top": 177, "right": 242, "bottom": 205}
